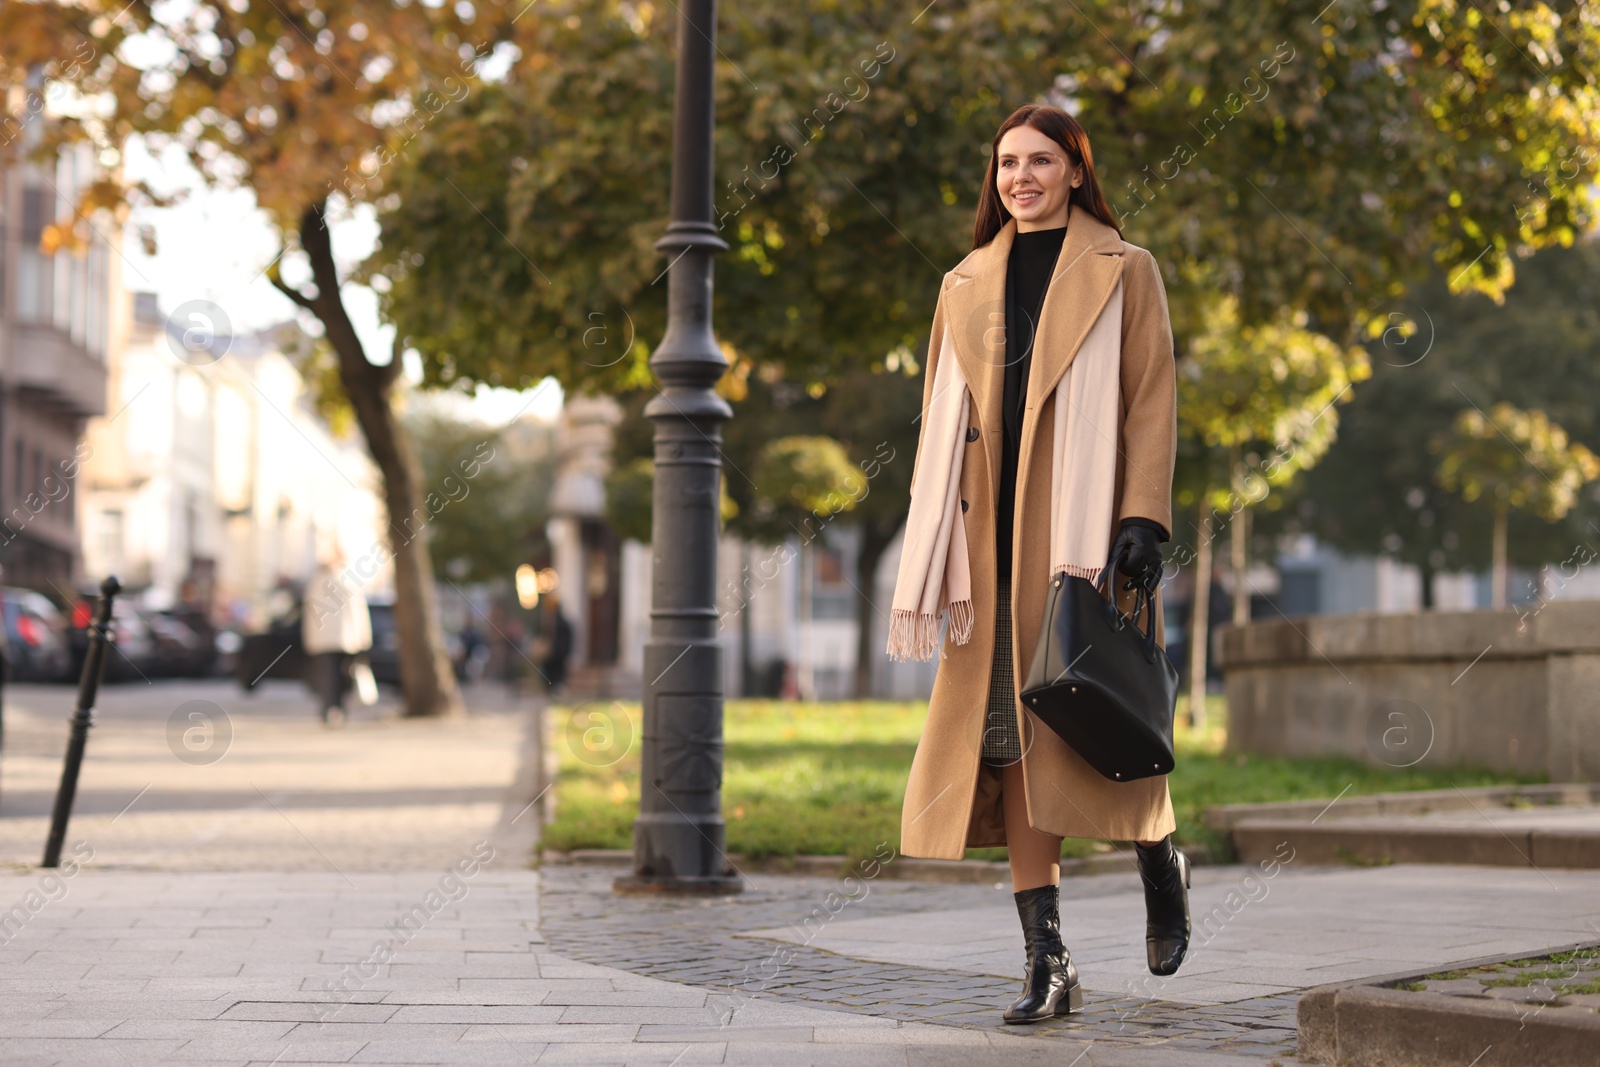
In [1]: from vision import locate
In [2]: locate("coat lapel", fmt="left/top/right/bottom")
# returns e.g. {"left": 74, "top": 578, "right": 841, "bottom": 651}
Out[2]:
{"left": 941, "top": 208, "right": 1128, "bottom": 501}
{"left": 939, "top": 219, "right": 1014, "bottom": 490}
{"left": 1025, "top": 203, "right": 1126, "bottom": 411}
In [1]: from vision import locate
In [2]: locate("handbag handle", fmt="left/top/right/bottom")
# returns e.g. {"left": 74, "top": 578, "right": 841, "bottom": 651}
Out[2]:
{"left": 1093, "top": 543, "right": 1162, "bottom": 663}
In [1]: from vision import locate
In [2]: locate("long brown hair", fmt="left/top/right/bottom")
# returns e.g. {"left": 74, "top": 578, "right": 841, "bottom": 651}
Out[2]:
{"left": 972, "top": 104, "right": 1120, "bottom": 250}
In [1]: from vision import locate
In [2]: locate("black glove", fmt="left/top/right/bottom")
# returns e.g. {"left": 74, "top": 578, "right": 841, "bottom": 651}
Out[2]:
{"left": 1112, "top": 518, "right": 1168, "bottom": 591}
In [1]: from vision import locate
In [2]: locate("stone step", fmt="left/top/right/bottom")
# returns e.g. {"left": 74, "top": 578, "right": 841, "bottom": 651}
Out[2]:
{"left": 1231, "top": 816, "right": 1600, "bottom": 868}
{"left": 1299, "top": 939, "right": 1600, "bottom": 1066}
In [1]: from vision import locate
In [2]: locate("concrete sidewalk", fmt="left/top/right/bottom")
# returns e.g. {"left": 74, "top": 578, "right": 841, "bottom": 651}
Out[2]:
{"left": 0, "top": 680, "right": 540, "bottom": 872}
{"left": 5, "top": 679, "right": 1599, "bottom": 1065}
{"left": 0, "top": 868, "right": 1103, "bottom": 1067}
{"left": 6, "top": 860, "right": 1599, "bottom": 1066}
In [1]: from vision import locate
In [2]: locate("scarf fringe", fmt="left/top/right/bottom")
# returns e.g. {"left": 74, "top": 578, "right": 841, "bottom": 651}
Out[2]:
{"left": 886, "top": 599, "right": 975, "bottom": 662}
{"left": 1052, "top": 563, "right": 1104, "bottom": 581}
{"left": 948, "top": 598, "right": 974, "bottom": 645}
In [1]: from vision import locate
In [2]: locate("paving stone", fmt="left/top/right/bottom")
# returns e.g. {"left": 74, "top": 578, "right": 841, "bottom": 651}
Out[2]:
{"left": 537, "top": 866, "right": 1296, "bottom": 1057}
{"left": 20, "top": 683, "right": 1596, "bottom": 1066}
{"left": 0, "top": 1018, "right": 122, "bottom": 1037}
{"left": 386, "top": 1004, "right": 565, "bottom": 1024}
{"left": 529, "top": 1042, "right": 726, "bottom": 1065}
{"left": 100, "top": 1018, "right": 298, "bottom": 1041}
{"left": 718, "top": 1041, "right": 911, "bottom": 1065}
{"left": 0, "top": 1038, "right": 194, "bottom": 1066}
{"left": 349, "top": 1040, "right": 542, "bottom": 1064}
{"left": 459, "top": 1022, "right": 641, "bottom": 1042}
{"left": 1482, "top": 984, "right": 1563, "bottom": 1003}
{"left": 221, "top": 1002, "right": 400, "bottom": 1023}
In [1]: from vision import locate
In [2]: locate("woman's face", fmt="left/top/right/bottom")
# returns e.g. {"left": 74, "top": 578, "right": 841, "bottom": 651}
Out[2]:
{"left": 995, "top": 125, "right": 1081, "bottom": 231}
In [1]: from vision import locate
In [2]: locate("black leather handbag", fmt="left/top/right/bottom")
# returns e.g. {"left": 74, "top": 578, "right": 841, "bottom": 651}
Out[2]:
{"left": 1019, "top": 545, "right": 1179, "bottom": 781}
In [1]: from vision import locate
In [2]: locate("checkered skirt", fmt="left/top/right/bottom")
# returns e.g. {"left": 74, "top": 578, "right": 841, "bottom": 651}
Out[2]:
{"left": 981, "top": 579, "right": 1024, "bottom": 763}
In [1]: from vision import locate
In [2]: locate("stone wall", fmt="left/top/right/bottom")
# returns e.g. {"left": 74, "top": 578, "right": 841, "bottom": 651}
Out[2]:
{"left": 1213, "top": 602, "right": 1600, "bottom": 781}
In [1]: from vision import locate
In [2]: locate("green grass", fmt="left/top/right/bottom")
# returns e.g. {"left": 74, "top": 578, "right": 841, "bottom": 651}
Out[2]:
{"left": 542, "top": 695, "right": 1543, "bottom": 865}
{"left": 1398, "top": 948, "right": 1600, "bottom": 995}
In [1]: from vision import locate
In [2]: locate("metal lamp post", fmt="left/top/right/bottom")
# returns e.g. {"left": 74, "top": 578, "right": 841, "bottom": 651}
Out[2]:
{"left": 614, "top": 0, "right": 741, "bottom": 895}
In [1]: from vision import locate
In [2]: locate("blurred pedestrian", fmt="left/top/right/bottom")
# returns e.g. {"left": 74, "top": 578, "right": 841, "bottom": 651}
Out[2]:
{"left": 534, "top": 591, "right": 573, "bottom": 696}
{"left": 302, "top": 548, "right": 372, "bottom": 727}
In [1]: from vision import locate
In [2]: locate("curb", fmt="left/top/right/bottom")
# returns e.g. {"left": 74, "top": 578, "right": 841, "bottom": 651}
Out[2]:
{"left": 1298, "top": 940, "right": 1600, "bottom": 1067}
{"left": 1206, "top": 784, "right": 1600, "bottom": 870}
{"left": 1204, "top": 784, "right": 1600, "bottom": 831}
{"left": 537, "top": 847, "right": 1199, "bottom": 883}
{"left": 1230, "top": 818, "right": 1600, "bottom": 869}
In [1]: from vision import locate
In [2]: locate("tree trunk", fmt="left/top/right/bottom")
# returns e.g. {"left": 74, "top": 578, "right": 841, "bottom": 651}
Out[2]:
{"left": 1188, "top": 501, "right": 1213, "bottom": 731}
{"left": 1231, "top": 502, "right": 1251, "bottom": 625}
{"left": 796, "top": 538, "right": 815, "bottom": 701}
{"left": 739, "top": 539, "right": 754, "bottom": 697}
{"left": 1419, "top": 557, "right": 1436, "bottom": 610}
{"left": 1491, "top": 504, "right": 1509, "bottom": 609}
{"left": 1230, "top": 445, "right": 1250, "bottom": 625}
{"left": 276, "top": 201, "right": 464, "bottom": 719}
{"left": 852, "top": 520, "right": 898, "bottom": 700}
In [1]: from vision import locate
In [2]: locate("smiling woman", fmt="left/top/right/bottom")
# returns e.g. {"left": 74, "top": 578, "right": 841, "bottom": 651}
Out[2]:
{"left": 887, "top": 102, "right": 1185, "bottom": 1023}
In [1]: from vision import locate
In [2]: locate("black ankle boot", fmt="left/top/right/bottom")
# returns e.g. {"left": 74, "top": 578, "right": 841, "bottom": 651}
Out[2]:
{"left": 1135, "top": 835, "right": 1191, "bottom": 976}
{"left": 1003, "top": 884, "right": 1083, "bottom": 1023}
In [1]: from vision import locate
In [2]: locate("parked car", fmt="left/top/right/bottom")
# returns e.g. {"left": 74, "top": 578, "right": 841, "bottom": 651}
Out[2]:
{"left": 235, "top": 600, "right": 309, "bottom": 691}
{"left": 143, "top": 611, "right": 213, "bottom": 677}
{"left": 1, "top": 587, "right": 71, "bottom": 682}
{"left": 66, "top": 592, "right": 159, "bottom": 683}
{"left": 55, "top": 589, "right": 246, "bottom": 683}
{"left": 362, "top": 598, "right": 474, "bottom": 687}
{"left": 366, "top": 598, "right": 401, "bottom": 688}
{"left": 161, "top": 606, "right": 221, "bottom": 677}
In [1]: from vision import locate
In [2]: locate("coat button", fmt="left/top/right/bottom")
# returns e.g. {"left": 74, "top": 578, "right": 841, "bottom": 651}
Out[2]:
{"left": 960, "top": 499, "right": 968, "bottom": 513}
{"left": 966, "top": 426, "right": 980, "bottom": 442}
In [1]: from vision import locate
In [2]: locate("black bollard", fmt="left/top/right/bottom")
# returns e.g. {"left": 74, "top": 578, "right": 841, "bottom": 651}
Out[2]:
{"left": 41, "top": 576, "right": 120, "bottom": 868}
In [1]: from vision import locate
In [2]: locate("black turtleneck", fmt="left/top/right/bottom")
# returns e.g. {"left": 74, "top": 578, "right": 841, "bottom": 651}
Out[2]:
{"left": 997, "top": 224, "right": 1066, "bottom": 581}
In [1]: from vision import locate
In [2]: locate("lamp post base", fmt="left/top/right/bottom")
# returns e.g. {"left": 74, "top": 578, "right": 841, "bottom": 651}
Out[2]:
{"left": 613, "top": 873, "right": 744, "bottom": 895}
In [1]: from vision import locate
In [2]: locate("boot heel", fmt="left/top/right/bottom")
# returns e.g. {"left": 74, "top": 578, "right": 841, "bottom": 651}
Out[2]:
{"left": 1066, "top": 981, "right": 1084, "bottom": 1013}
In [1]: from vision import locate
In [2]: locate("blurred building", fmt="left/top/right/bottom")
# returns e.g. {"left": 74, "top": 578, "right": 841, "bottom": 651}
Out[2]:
{"left": 547, "top": 394, "right": 627, "bottom": 693}
{"left": 79, "top": 298, "right": 385, "bottom": 628}
{"left": 610, "top": 522, "right": 935, "bottom": 702}
{"left": 0, "top": 112, "right": 118, "bottom": 592}
{"left": 539, "top": 389, "right": 933, "bottom": 702}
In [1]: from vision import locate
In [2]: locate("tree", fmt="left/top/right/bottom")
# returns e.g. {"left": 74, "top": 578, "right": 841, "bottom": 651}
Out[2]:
{"left": 1433, "top": 403, "right": 1599, "bottom": 608}
{"left": 0, "top": 0, "right": 528, "bottom": 716}
{"left": 811, "top": 358, "right": 922, "bottom": 698}
{"left": 1301, "top": 240, "right": 1600, "bottom": 606}
{"left": 750, "top": 435, "right": 861, "bottom": 700}
{"left": 363, "top": 0, "right": 1597, "bottom": 708}
{"left": 409, "top": 411, "right": 555, "bottom": 585}
{"left": 1173, "top": 297, "right": 1369, "bottom": 726}
{"left": 605, "top": 373, "right": 877, "bottom": 698}
{"left": 374, "top": 0, "right": 1600, "bottom": 398}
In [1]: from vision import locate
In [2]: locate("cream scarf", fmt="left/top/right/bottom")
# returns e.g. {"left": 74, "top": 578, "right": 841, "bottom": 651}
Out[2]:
{"left": 886, "top": 278, "right": 1125, "bottom": 661}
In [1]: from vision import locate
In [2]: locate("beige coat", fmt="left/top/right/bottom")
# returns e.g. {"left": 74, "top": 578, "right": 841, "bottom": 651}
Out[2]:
{"left": 899, "top": 206, "right": 1178, "bottom": 860}
{"left": 303, "top": 564, "right": 373, "bottom": 656}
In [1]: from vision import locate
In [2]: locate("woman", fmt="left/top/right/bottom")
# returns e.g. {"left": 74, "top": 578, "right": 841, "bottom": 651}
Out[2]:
{"left": 303, "top": 548, "right": 372, "bottom": 727}
{"left": 888, "top": 104, "right": 1190, "bottom": 1023}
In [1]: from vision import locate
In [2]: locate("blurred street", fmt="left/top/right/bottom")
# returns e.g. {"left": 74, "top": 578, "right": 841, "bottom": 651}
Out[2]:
{"left": 0, "top": 680, "right": 541, "bottom": 872}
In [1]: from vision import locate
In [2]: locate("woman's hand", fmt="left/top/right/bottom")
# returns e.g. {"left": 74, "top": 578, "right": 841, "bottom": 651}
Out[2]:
{"left": 1113, "top": 518, "right": 1167, "bottom": 590}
